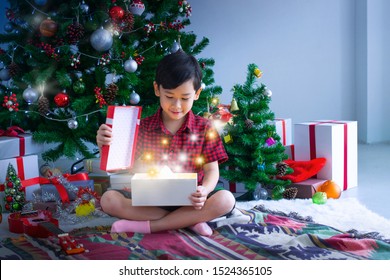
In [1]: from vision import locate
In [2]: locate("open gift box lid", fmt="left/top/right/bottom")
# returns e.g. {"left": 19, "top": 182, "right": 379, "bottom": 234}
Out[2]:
{"left": 100, "top": 106, "right": 142, "bottom": 172}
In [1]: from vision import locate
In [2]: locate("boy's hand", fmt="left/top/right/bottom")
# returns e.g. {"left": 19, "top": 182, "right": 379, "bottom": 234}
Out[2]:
{"left": 190, "top": 186, "right": 207, "bottom": 210}
{"left": 96, "top": 124, "right": 112, "bottom": 148}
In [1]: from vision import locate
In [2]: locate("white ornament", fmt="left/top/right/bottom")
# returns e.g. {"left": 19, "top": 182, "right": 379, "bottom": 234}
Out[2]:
{"left": 130, "top": 91, "right": 140, "bottom": 104}
{"left": 264, "top": 88, "right": 272, "bottom": 97}
{"left": 90, "top": 27, "right": 113, "bottom": 52}
{"left": 23, "top": 85, "right": 39, "bottom": 104}
{"left": 124, "top": 59, "right": 138, "bottom": 73}
{"left": 67, "top": 119, "right": 78, "bottom": 129}
{"left": 0, "top": 68, "right": 11, "bottom": 81}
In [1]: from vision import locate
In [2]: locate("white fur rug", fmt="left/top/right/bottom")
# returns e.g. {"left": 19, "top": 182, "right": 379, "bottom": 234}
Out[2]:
{"left": 237, "top": 197, "right": 390, "bottom": 239}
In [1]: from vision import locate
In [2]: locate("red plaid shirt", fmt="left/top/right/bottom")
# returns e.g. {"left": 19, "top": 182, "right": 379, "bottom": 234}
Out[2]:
{"left": 135, "top": 107, "right": 228, "bottom": 184}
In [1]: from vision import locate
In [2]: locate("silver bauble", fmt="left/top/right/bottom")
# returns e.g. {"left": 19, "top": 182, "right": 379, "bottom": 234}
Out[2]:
{"left": 80, "top": 1, "right": 89, "bottom": 14}
{"left": 129, "top": 91, "right": 140, "bottom": 104}
{"left": 124, "top": 59, "right": 138, "bottom": 73}
{"left": 0, "top": 68, "right": 11, "bottom": 81}
{"left": 67, "top": 119, "right": 78, "bottom": 129}
{"left": 170, "top": 40, "right": 181, "bottom": 53}
{"left": 90, "top": 27, "right": 113, "bottom": 52}
{"left": 0, "top": 61, "right": 4, "bottom": 69}
{"left": 201, "top": 82, "right": 206, "bottom": 90}
{"left": 23, "top": 86, "right": 39, "bottom": 104}
{"left": 4, "top": 23, "right": 13, "bottom": 33}
{"left": 264, "top": 88, "right": 273, "bottom": 97}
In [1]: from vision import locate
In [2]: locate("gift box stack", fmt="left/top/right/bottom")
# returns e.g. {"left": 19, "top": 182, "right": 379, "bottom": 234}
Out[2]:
{"left": 291, "top": 120, "right": 358, "bottom": 195}
{"left": 0, "top": 127, "right": 44, "bottom": 212}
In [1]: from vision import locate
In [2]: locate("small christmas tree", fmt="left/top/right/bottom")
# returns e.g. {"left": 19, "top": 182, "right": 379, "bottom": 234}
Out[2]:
{"left": 4, "top": 163, "right": 25, "bottom": 212}
{"left": 220, "top": 63, "right": 292, "bottom": 200}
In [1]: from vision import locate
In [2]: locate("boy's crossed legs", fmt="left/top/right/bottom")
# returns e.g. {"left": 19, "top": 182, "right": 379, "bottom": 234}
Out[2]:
{"left": 101, "top": 189, "right": 235, "bottom": 236}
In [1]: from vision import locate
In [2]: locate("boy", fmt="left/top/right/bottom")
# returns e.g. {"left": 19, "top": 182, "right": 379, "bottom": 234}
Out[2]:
{"left": 96, "top": 51, "right": 235, "bottom": 236}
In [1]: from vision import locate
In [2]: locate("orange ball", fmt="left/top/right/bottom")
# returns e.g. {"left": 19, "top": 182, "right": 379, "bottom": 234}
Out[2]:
{"left": 317, "top": 180, "right": 341, "bottom": 199}
{"left": 39, "top": 18, "right": 58, "bottom": 37}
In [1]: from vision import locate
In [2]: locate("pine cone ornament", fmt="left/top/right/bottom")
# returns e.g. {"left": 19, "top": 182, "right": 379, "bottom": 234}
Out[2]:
{"left": 104, "top": 83, "right": 118, "bottom": 104}
{"left": 66, "top": 22, "right": 85, "bottom": 44}
{"left": 276, "top": 162, "right": 288, "bottom": 176}
{"left": 120, "top": 11, "right": 135, "bottom": 32}
{"left": 38, "top": 95, "right": 50, "bottom": 115}
{"left": 245, "top": 119, "right": 254, "bottom": 129}
{"left": 283, "top": 187, "right": 298, "bottom": 199}
{"left": 7, "top": 62, "right": 19, "bottom": 77}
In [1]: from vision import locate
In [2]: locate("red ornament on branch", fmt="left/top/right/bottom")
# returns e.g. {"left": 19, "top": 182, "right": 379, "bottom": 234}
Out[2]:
{"left": 54, "top": 92, "right": 70, "bottom": 107}
{"left": 109, "top": 6, "right": 125, "bottom": 20}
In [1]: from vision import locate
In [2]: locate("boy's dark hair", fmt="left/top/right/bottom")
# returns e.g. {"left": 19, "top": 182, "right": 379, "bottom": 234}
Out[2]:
{"left": 155, "top": 50, "right": 203, "bottom": 91}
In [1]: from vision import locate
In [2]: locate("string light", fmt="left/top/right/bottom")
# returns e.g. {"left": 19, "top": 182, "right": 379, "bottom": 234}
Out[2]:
{"left": 190, "top": 134, "right": 198, "bottom": 141}
{"left": 161, "top": 138, "right": 169, "bottom": 145}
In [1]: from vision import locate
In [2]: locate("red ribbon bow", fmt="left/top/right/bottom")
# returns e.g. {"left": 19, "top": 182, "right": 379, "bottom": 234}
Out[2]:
{"left": 0, "top": 126, "right": 25, "bottom": 137}
{"left": 21, "top": 173, "right": 90, "bottom": 203}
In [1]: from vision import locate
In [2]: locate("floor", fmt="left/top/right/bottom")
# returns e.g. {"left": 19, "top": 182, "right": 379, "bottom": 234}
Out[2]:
{"left": 342, "top": 142, "right": 390, "bottom": 220}
{"left": 0, "top": 143, "right": 389, "bottom": 238}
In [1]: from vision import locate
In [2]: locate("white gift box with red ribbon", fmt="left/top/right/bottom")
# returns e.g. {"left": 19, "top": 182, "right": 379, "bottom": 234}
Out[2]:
{"left": 0, "top": 155, "right": 40, "bottom": 201}
{"left": 0, "top": 129, "right": 44, "bottom": 160}
{"left": 294, "top": 120, "right": 358, "bottom": 190}
{"left": 100, "top": 105, "right": 142, "bottom": 172}
{"left": 273, "top": 118, "right": 292, "bottom": 146}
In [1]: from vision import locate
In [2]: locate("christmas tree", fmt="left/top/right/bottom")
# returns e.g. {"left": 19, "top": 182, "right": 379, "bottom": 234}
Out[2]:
{"left": 220, "top": 63, "right": 292, "bottom": 200}
{"left": 0, "top": 0, "right": 221, "bottom": 161}
{"left": 4, "top": 163, "right": 25, "bottom": 212}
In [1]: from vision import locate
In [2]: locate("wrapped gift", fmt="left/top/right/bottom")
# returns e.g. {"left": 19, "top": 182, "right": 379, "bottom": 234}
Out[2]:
{"left": 110, "top": 173, "right": 133, "bottom": 190}
{"left": 273, "top": 118, "right": 292, "bottom": 146}
{"left": 0, "top": 128, "right": 44, "bottom": 160}
{"left": 285, "top": 178, "right": 327, "bottom": 198}
{"left": 294, "top": 120, "right": 358, "bottom": 190}
{"left": 218, "top": 177, "right": 246, "bottom": 195}
{"left": 88, "top": 173, "right": 111, "bottom": 196}
{"left": 83, "top": 158, "right": 107, "bottom": 175}
{"left": 100, "top": 105, "right": 142, "bottom": 172}
{"left": 0, "top": 155, "right": 40, "bottom": 201}
{"left": 131, "top": 166, "right": 197, "bottom": 206}
{"left": 40, "top": 180, "right": 94, "bottom": 201}
{"left": 284, "top": 144, "right": 295, "bottom": 160}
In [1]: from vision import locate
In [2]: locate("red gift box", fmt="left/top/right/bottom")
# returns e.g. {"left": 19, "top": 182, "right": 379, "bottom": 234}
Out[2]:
{"left": 100, "top": 106, "right": 142, "bottom": 172}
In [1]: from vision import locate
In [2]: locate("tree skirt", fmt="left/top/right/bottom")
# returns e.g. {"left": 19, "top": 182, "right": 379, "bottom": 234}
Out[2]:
{"left": 1, "top": 204, "right": 389, "bottom": 260}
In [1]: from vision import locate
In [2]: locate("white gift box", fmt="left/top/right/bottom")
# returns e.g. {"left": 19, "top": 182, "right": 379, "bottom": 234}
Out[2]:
{"left": 0, "top": 133, "right": 44, "bottom": 160}
{"left": 131, "top": 167, "right": 197, "bottom": 206}
{"left": 294, "top": 120, "right": 358, "bottom": 190}
{"left": 273, "top": 118, "right": 292, "bottom": 146}
{"left": 110, "top": 173, "right": 133, "bottom": 190}
{"left": 0, "top": 155, "right": 40, "bottom": 201}
{"left": 100, "top": 106, "right": 142, "bottom": 172}
{"left": 284, "top": 144, "right": 295, "bottom": 160}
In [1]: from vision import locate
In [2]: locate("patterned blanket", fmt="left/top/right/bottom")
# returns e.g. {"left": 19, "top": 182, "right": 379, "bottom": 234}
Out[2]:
{"left": 1, "top": 206, "right": 390, "bottom": 260}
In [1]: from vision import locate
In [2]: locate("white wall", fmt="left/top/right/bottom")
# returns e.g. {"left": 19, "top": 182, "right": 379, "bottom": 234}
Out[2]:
{"left": 1, "top": 0, "right": 388, "bottom": 143}
{"left": 189, "top": 0, "right": 389, "bottom": 143}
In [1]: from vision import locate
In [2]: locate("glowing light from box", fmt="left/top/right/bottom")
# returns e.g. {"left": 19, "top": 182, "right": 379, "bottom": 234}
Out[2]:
{"left": 174, "top": 165, "right": 182, "bottom": 172}
{"left": 213, "top": 120, "right": 226, "bottom": 131}
{"left": 195, "top": 156, "right": 204, "bottom": 165}
{"left": 190, "top": 134, "right": 198, "bottom": 141}
{"left": 161, "top": 138, "right": 169, "bottom": 145}
{"left": 178, "top": 153, "right": 187, "bottom": 162}
{"left": 207, "top": 130, "right": 217, "bottom": 139}
{"left": 143, "top": 152, "right": 153, "bottom": 161}
{"left": 147, "top": 167, "right": 159, "bottom": 177}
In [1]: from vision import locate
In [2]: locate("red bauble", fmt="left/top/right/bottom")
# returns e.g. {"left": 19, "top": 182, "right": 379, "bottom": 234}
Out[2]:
{"left": 7, "top": 181, "right": 13, "bottom": 187}
{"left": 40, "top": 18, "right": 58, "bottom": 37}
{"left": 54, "top": 92, "right": 70, "bottom": 107}
{"left": 6, "top": 196, "right": 13, "bottom": 202}
{"left": 109, "top": 6, "right": 125, "bottom": 20}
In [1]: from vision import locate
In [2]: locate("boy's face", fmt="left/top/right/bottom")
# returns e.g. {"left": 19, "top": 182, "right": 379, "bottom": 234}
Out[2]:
{"left": 154, "top": 80, "right": 201, "bottom": 121}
